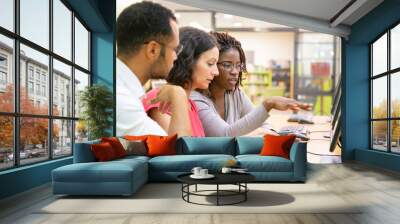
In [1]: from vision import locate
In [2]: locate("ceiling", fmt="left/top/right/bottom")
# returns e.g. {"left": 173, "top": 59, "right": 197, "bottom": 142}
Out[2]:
{"left": 166, "top": 0, "right": 384, "bottom": 37}
{"left": 119, "top": 0, "right": 290, "bottom": 31}
{"left": 225, "top": 0, "right": 354, "bottom": 24}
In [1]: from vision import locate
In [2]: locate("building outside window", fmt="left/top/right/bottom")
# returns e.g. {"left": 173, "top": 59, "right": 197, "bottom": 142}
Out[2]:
{"left": 28, "top": 81, "right": 34, "bottom": 94}
{"left": 42, "top": 85, "right": 46, "bottom": 97}
{"left": 0, "top": 71, "right": 7, "bottom": 93}
{"left": 0, "top": 0, "right": 91, "bottom": 170}
{"left": 35, "top": 70, "right": 40, "bottom": 81}
{"left": 0, "top": 54, "right": 7, "bottom": 90}
{"left": 28, "top": 66, "right": 34, "bottom": 80}
{"left": 35, "top": 83, "right": 40, "bottom": 95}
{"left": 0, "top": 71, "right": 6, "bottom": 85}
{"left": 41, "top": 73, "right": 46, "bottom": 83}
{"left": 371, "top": 23, "right": 400, "bottom": 154}
{"left": 0, "top": 54, "right": 7, "bottom": 67}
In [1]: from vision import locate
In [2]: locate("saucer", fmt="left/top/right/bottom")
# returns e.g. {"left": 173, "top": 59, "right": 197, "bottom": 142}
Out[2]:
{"left": 190, "top": 174, "right": 215, "bottom": 179}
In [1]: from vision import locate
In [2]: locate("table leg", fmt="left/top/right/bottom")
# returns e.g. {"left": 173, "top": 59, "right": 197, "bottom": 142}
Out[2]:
{"left": 188, "top": 184, "right": 190, "bottom": 202}
{"left": 245, "top": 183, "right": 247, "bottom": 201}
{"left": 217, "top": 184, "right": 219, "bottom": 206}
{"left": 181, "top": 184, "right": 183, "bottom": 199}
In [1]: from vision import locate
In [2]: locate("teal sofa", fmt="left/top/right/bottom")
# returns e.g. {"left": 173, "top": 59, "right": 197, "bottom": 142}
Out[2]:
{"left": 52, "top": 137, "right": 307, "bottom": 196}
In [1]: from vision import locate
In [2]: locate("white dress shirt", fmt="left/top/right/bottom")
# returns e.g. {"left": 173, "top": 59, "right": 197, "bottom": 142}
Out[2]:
{"left": 116, "top": 58, "right": 167, "bottom": 136}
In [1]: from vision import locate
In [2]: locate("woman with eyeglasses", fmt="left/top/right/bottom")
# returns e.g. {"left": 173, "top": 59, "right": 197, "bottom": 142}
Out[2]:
{"left": 191, "top": 31, "right": 311, "bottom": 137}
{"left": 141, "top": 27, "right": 219, "bottom": 137}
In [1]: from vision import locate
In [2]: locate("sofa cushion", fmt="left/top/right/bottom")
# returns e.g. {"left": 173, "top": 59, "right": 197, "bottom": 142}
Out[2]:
{"left": 236, "top": 137, "right": 263, "bottom": 155}
{"left": 115, "top": 155, "right": 150, "bottom": 163}
{"left": 236, "top": 155, "right": 293, "bottom": 172}
{"left": 74, "top": 140, "right": 101, "bottom": 163}
{"left": 177, "top": 137, "right": 236, "bottom": 155}
{"left": 148, "top": 154, "right": 235, "bottom": 172}
{"left": 52, "top": 158, "right": 147, "bottom": 183}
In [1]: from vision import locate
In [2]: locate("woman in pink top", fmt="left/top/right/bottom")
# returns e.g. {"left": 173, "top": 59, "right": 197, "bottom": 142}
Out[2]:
{"left": 142, "top": 27, "right": 219, "bottom": 137}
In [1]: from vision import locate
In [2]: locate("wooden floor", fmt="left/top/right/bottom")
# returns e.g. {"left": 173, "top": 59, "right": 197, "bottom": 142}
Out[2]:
{"left": 1, "top": 162, "right": 400, "bottom": 224}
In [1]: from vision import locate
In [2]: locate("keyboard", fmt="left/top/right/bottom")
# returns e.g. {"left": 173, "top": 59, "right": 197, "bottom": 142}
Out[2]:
{"left": 278, "top": 125, "right": 305, "bottom": 134}
{"left": 287, "top": 113, "right": 314, "bottom": 124}
{"left": 277, "top": 125, "right": 309, "bottom": 141}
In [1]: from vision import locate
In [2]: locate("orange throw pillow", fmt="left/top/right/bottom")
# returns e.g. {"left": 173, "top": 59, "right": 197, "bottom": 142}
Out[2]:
{"left": 101, "top": 137, "right": 126, "bottom": 158}
{"left": 260, "top": 134, "right": 296, "bottom": 159}
{"left": 91, "top": 142, "right": 117, "bottom": 161}
{"left": 146, "top": 134, "right": 178, "bottom": 157}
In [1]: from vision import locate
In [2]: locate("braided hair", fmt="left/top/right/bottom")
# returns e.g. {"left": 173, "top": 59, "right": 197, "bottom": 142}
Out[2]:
{"left": 210, "top": 31, "right": 247, "bottom": 89}
{"left": 167, "top": 27, "right": 218, "bottom": 88}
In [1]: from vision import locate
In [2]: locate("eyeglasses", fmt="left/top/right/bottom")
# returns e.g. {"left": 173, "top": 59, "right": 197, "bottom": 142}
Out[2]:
{"left": 217, "top": 61, "right": 245, "bottom": 72}
{"left": 143, "top": 41, "right": 183, "bottom": 56}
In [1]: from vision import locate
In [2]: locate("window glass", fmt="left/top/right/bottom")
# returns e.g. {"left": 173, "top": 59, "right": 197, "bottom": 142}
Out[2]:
{"left": 0, "top": 116, "right": 13, "bottom": 170}
{"left": 53, "top": 59, "right": 72, "bottom": 117}
{"left": 0, "top": 0, "right": 92, "bottom": 169}
{"left": 391, "top": 72, "right": 400, "bottom": 118}
{"left": 74, "top": 18, "right": 89, "bottom": 70}
{"left": 391, "top": 24, "right": 400, "bottom": 70}
{"left": 372, "top": 34, "right": 387, "bottom": 76}
{"left": 372, "top": 121, "right": 388, "bottom": 151}
{"left": 74, "top": 69, "right": 89, "bottom": 118}
{"left": 391, "top": 120, "right": 400, "bottom": 153}
{"left": 20, "top": 44, "right": 49, "bottom": 115}
{"left": 372, "top": 77, "right": 387, "bottom": 119}
{"left": 53, "top": 0, "right": 72, "bottom": 60}
{"left": 53, "top": 119, "right": 72, "bottom": 157}
{"left": 20, "top": 0, "right": 49, "bottom": 49}
{"left": 19, "top": 117, "right": 49, "bottom": 165}
{"left": 75, "top": 120, "right": 88, "bottom": 143}
{"left": 0, "top": 0, "right": 14, "bottom": 31}
{"left": 0, "top": 35, "right": 14, "bottom": 113}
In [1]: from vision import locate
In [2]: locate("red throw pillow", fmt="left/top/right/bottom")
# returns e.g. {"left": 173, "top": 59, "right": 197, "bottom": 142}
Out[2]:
{"left": 91, "top": 142, "right": 117, "bottom": 161}
{"left": 146, "top": 134, "right": 177, "bottom": 157}
{"left": 101, "top": 137, "right": 126, "bottom": 158}
{"left": 260, "top": 134, "right": 296, "bottom": 159}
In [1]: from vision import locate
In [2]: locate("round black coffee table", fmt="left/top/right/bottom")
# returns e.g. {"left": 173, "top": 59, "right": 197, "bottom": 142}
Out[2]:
{"left": 177, "top": 173, "right": 255, "bottom": 206}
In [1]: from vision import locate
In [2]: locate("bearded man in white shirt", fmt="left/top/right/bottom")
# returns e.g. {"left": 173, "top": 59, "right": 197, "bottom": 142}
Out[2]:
{"left": 116, "top": 2, "right": 191, "bottom": 137}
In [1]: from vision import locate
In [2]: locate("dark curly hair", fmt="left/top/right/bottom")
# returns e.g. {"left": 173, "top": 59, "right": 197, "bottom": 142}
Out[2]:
{"left": 116, "top": 2, "right": 176, "bottom": 56}
{"left": 167, "top": 27, "right": 218, "bottom": 87}
{"left": 210, "top": 31, "right": 247, "bottom": 89}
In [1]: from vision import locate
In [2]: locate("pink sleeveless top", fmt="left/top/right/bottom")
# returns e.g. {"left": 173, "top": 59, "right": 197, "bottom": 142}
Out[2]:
{"left": 142, "top": 88, "right": 205, "bottom": 137}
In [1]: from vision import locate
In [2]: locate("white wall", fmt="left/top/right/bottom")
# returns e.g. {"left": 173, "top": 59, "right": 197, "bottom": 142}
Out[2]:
{"left": 229, "top": 31, "right": 294, "bottom": 69}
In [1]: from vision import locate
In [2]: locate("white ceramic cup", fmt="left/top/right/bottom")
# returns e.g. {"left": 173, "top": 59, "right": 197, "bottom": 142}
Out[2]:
{"left": 191, "top": 167, "right": 202, "bottom": 176}
{"left": 200, "top": 169, "right": 208, "bottom": 176}
{"left": 221, "top": 167, "right": 232, "bottom": 174}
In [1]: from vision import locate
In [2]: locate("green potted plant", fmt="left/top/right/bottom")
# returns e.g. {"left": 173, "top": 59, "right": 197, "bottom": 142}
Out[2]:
{"left": 79, "top": 84, "right": 113, "bottom": 140}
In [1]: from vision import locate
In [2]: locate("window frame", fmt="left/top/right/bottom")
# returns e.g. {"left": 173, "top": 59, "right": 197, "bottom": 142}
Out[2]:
{"left": 370, "top": 20, "right": 400, "bottom": 154}
{"left": 0, "top": 0, "right": 92, "bottom": 171}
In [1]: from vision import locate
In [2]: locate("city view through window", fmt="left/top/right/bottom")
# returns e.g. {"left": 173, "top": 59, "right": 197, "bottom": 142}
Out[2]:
{"left": 371, "top": 23, "right": 400, "bottom": 153}
{"left": 0, "top": 0, "right": 90, "bottom": 170}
